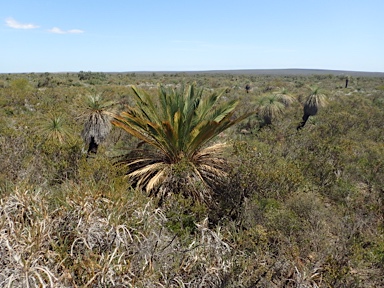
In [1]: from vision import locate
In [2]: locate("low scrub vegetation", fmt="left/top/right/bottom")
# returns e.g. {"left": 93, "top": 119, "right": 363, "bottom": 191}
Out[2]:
{"left": 0, "top": 72, "right": 383, "bottom": 287}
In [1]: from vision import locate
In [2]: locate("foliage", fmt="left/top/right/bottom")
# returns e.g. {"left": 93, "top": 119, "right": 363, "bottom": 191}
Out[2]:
{"left": 0, "top": 71, "right": 383, "bottom": 286}
{"left": 77, "top": 70, "right": 107, "bottom": 83}
{"left": 112, "top": 84, "right": 251, "bottom": 205}
{"left": 254, "top": 92, "right": 293, "bottom": 126}
{"left": 37, "top": 113, "right": 73, "bottom": 145}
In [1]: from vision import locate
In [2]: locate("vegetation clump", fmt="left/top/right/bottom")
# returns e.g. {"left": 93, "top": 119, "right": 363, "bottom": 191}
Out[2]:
{"left": 297, "top": 86, "right": 327, "bottom": 129}
{"left": 111, "top": 84, "right": 251, "bottom": 206}
{"left": 0, "top": 71, "right": 383, "bottom": 287}
{"left": 80, "top": 94, "right": 114, "bottom": 156}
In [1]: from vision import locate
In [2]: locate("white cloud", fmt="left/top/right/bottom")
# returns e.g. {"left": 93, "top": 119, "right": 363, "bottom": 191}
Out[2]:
{"left": 5, "top": 17, "right": 84, "bottom": 34}
{"left": 48, "top": 27, "right": 65, "bottom": 34}
{"left": 48, "top": 27, "right": 84, "bottom": 34}
{"left": 67, "top": 29, "right": 84, "bottom": 34}
{"left": 5, "top": 17, "right": 39, "bottom": 29}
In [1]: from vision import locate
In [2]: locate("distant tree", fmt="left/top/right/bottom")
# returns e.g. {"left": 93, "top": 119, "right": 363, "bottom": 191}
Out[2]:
{"left": 345, "top": 75, "right": 350, "bottom": 88}
{"left": 297, "top": 87, "right": 327, "bottom": 130}
{"left": 78, "top": 71, "right": 88, "bottom": 81}
{"left": 78, "top": 71, "right": 107, "bottom": 82}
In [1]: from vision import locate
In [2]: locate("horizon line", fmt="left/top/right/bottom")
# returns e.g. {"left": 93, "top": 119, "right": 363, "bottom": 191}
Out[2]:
{"left": 1, "top": 68, "right": 384, "bottom": 76}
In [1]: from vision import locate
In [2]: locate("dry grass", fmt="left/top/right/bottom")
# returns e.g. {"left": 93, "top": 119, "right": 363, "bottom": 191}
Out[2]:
{"left": 0, "top": 183, "right": 237, "bottom": 287}
{"left": 3, "top": 183, "right": 374, "bottom": 287}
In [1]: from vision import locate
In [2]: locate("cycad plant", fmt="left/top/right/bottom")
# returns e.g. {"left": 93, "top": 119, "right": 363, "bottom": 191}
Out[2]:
{"left": 255, "top": 90, "right": 294, "bottom": 126}
{"left": 112, "top": 84, "right": 250, "bottom": 205}
{"left": 80, "top": 94, "right": 114, "bottom": 157}
{"left": 297, "top": 86, "right": 327, "bottom": 130}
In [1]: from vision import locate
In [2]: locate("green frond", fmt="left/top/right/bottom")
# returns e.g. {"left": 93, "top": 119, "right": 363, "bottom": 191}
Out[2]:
{"left": 111, "top": 118, "right": 158, "bottom": 148}
{"left": 211, "top": 99, "right": 239, "bottom": 122}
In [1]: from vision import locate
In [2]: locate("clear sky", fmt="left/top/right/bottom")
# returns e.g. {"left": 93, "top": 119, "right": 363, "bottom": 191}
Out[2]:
{"left": 1, "top": 0, "right": 383, "bottom": 73}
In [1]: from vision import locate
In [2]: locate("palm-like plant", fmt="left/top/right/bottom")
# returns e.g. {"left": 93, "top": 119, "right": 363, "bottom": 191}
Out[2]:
{"left": 112, "top": 84, "right": 250, "bottom": 205}
{"left": 297, "top": 87, "right": 327, "bottom": 130}
{"left": 38, "top": 114, "right": 72, "bottom": 145}
{"left": 274, "top": 88, "right": 295, "bottom": 107}
{"left": 80, "top": 94, "right": 114, "bottom": 156}
{"left": 255, "top": 90, "right": 294, "bottom": 126}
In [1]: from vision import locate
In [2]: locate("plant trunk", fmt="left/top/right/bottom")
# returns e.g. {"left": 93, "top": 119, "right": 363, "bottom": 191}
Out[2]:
{"left": 263, "top": 115, "right": 272, "bottom": 126}
{"left": 304, "top": 104, "right": 318, "bottom": 117}
{"left": 87, "top": 137, "right": 98, "bottom": 157}
{"left": 297, "top": 113, "right": 310, "bottom": 130}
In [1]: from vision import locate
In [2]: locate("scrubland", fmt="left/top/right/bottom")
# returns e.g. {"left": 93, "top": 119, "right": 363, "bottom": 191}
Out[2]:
{"left": 0, "top": 71, "right": 383, "bottom": 287}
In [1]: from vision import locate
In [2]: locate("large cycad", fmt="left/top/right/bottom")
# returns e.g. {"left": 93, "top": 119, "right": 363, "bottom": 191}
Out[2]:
{"left": 112, "top": 84, "right": 250, "bottom": 205}
{"left": 297, "top": 87, "right": 327, "bottom": 130}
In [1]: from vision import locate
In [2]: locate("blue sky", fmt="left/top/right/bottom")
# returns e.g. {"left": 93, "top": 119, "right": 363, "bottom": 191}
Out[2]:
{"left": 1, "top": 0, "right": 383, "bottom": 73}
